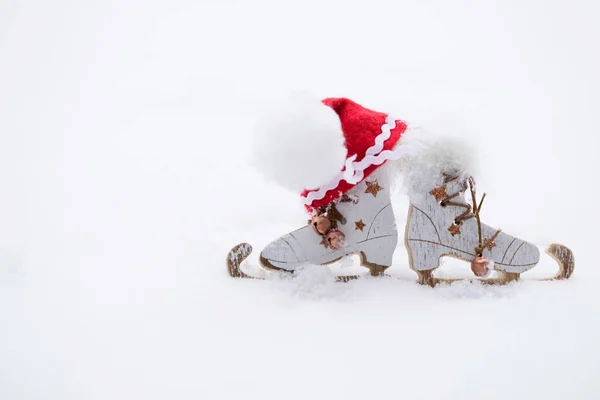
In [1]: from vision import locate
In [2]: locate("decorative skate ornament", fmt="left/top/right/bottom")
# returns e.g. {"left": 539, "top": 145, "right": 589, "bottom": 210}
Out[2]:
{"left": 227, "top": 97, "right": 574, "bottom": 286}
{"left": 405, "top": 173, "right": 574, "bottom": 286}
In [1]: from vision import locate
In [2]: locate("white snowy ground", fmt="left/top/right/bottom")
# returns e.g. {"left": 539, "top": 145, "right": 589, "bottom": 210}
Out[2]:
{"left": 1, "top": 1, "right": 599, "bottom": 399}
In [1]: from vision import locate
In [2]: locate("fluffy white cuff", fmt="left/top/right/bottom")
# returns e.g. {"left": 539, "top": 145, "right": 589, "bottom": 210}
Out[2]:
{"left": 386, "top": 124, "right": 478, "bottom": 202}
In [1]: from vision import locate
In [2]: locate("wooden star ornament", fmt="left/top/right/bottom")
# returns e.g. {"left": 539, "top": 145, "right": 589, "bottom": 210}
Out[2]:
{"left": 448, "top": 224, "right": 461, "bottom": 236}
{"left": 429, "top": 186, "right": 447, "bottom": 201}
{"left": 355, "top": 219, "right": 366, "bottom": 231}
{"left": 364, "top": 180, "right": 383, "bottom": 197}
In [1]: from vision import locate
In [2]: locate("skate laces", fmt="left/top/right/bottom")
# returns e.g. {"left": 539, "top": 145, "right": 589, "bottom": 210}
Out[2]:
{"left": 436, "top": 174, "right": 501, "bottom": 257}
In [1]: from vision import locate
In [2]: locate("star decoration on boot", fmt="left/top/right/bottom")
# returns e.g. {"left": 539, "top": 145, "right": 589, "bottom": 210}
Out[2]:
{"left": 355, "top": 219, "right": 366, "bottom": 231}
{"left": 448, "top": 224, "right": 461, "bottom": 236}
{"left": 365, "top": 180, "right": 383, "bottom": 197}
{"left": 429, "top": 186, "right": 447, "bottom": 201}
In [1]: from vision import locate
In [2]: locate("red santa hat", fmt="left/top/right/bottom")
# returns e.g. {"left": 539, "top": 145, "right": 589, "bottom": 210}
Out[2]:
{"left": 300, "top": 97, "right": 408, "bottom": 213}
{"left": 251, "top": 94, "right": 423, "bottom": 214}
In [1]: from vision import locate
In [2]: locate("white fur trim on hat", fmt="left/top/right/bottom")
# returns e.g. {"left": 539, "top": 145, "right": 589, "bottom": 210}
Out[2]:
{"left": 250, "top": 92, "right": 347, "bottom": 194}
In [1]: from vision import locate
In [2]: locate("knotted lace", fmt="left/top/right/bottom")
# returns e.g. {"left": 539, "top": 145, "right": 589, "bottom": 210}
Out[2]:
{"left": 439, "top": 174, "right": 501, "bottom": 256}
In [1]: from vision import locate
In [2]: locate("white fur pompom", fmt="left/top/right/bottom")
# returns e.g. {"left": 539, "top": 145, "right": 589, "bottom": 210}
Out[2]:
{"left": 386, "top": 124, "right": 478, "bottom": 202}
{"left": 250, "top": 92, "right": 347, "bottom": 193}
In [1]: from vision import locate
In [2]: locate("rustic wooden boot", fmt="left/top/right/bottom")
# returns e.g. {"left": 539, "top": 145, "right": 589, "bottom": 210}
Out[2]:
{"left": 405, "top": 172, "right": 572, "bottom": 285}
{"left": 259, "top": 168, "right": 398, "bottom": 277}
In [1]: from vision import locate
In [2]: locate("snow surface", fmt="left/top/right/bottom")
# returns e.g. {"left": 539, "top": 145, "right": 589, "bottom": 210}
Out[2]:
{"left": 1, "top": 1, "right": 599, "bottom": 399}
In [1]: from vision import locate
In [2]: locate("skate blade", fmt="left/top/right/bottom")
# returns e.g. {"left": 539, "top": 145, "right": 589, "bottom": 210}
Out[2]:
{"left": 226, "top": 242, "right": 256, "bottom": 279}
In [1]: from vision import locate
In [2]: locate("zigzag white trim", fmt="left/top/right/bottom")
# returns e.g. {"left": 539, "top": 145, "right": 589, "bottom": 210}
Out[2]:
{"left": 301, "top": 115, "right": 407, "bottom": 206}
{"left": 366, "top": 115, "right": 395, "bottom": 157}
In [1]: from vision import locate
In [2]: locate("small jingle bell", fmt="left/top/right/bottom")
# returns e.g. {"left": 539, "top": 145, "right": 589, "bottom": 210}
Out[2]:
{"left": 471, "top": 256, "right": 490, "bottom": 277}
{"left": 311, "top": 215, "right": 332, "bottom": 235}
{"left": 326, "top": 230, "right": 346, "bottom": 250}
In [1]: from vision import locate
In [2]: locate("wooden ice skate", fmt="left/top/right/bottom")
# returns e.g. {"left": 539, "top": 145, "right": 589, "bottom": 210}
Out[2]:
{"left": 404, "top": 174, "right": 574, "bottom": 286}
{"left": 226, "top": 167, "right": 398, "bottom": 281}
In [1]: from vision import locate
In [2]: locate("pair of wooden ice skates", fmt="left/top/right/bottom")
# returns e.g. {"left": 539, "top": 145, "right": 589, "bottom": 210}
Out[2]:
{"left": 228, "top": 165, "right": 574, "bottom": 286}
{"left": 227, "top": 97, "right": 573, "bottom": 285}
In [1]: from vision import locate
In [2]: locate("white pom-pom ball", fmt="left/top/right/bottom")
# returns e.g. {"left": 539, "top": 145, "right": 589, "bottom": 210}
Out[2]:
{"left": 250, "top": 92, "right": 347, "bottom": 193}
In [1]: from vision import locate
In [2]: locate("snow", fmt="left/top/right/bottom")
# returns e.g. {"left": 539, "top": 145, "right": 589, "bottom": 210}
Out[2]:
{"left": 1, "top": 1, "right": 599, "bottom": 399}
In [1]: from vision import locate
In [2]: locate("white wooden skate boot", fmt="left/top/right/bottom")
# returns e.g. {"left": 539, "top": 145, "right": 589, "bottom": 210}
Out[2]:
{"left": 405, "top": 173, "right": 542, "bottom": 286}
{"left": 226, "top": 94, "right": 574, "bottom": 284}
{"left": 259, "top": 168, "right": 398, "bottom": 277}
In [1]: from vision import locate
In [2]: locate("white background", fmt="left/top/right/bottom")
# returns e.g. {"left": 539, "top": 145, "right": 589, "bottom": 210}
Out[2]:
{"left": 1, "top": 1, "right": 599, "bottom": 399}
